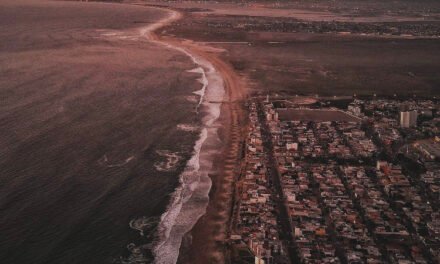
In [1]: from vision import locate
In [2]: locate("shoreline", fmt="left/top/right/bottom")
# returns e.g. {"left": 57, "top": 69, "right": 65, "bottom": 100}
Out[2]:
{"left": 140, "top": 5, "right": 247, "bottom": 264}
{"left": 172, "top": 43, "right": 247, "bottom": 264}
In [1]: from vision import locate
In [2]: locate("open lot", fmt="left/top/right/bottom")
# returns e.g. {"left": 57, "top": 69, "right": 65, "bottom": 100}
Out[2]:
{"left": 155, "top": 0, "right": 440, "bottom": 97}
{"left": 278, "top": 109, "right": 360, "bottom": 122}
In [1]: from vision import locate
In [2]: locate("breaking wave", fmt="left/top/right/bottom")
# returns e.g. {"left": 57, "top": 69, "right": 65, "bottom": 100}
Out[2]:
{"left": 120, "top": 8, "right": 225, "bottom": 264}
{"left": 188, "top": 67, "right": 208, "bottom": 111}
{"left": 152, "top": 36, "right": 224, "bottom": 264}
{"left": 177, "top": 124, "right": 199, "bottom": 132}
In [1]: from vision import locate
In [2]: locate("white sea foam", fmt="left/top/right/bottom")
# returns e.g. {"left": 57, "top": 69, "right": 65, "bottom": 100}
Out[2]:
{"left": 136, "top": 9, "right": 226, "bottom": 264}
{"left": 97, "top": 30, "right": 140, "bottom": 41}
{"left": 101, "top": 32, "right": 120, "bottom": 37}
{"left": 99, "top": 154, "right": 135, "bottom": 168}
{"left": 108, "top": 156, "right": 135, "bottom": 168}
{"left": 183, "top": 95, "right": 199, "bottom": 104}
{"left": 176, "top": 124, "right": 199, "bottom": 132}
{"left": 188, "top": 67, "right": 208, "bottom": 110}
{"left": 154, "top": 150, "right": 182, "bottom": 172}
{"left": 129, "top": 216, "right": 159, "bottom": 237}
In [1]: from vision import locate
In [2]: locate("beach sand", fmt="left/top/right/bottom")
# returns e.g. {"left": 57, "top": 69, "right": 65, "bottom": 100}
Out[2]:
{"left": 173, "top": 44, "right": 247, "bottom": 264}
{"left": 143, "top": 6, "right": 247, "bottom": 263}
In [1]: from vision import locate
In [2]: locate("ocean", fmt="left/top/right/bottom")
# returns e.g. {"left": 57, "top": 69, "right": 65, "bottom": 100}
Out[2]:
{"left": 0, "top": 1, "right": 223, "bottom": 263}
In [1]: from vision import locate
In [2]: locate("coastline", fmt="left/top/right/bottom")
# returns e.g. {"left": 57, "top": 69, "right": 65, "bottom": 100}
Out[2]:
{"left": 174, "top": 43, "right": 247, "bottom": 264}
{"left": 140, "top": 5, "right": 246, "bottom": 264}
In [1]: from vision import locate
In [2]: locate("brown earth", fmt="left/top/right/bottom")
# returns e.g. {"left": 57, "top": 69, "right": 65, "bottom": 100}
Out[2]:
{"left": 155, "top": 1, "right": 440, "bottom": 97}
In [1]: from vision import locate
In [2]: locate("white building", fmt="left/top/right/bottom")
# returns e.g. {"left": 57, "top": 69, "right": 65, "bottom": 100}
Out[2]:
{"left": 348, "top": 104, "right": 362, "bottom": 115}
{"left": 400, "top": 110, "right": 418, "bottom": 128}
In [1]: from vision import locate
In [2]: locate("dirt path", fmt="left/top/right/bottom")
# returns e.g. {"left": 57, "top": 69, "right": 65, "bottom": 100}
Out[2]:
{"left": 143, "top": 6, "right": 247, "bottom": 264}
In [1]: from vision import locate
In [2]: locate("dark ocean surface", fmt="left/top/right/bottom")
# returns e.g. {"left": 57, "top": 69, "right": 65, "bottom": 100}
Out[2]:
{"left": 0, "top": 1, "right": 202, "bottom": 263}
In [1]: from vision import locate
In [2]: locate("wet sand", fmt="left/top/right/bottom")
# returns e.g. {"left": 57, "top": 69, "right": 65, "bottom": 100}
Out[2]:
{"left": 173, "top": 47, "right": 247, "bottom": 264}
{"left": 168, "top": 25, "right": 247, "bottom": 264}
{"left": 144, "top": 6, "right": 247, "bottom": 263}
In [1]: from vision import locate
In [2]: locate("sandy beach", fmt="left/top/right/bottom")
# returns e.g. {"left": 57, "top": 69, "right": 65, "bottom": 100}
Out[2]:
{"left": 171, "top": 41, "right": 247, "bottom": 264}
{"left": 140, "top": 5, "right": 247, "bottom": 263}
{"left": 175, "top": 42, "right": 246, "bottom": 264}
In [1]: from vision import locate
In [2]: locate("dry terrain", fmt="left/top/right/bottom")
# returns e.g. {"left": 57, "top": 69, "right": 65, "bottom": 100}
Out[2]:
{"left": 153, "top": 0, "right": 440, "bottom": 97}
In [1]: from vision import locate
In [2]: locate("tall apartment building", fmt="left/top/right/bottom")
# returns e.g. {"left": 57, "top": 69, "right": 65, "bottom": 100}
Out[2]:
{"left": 400, "top": 110, "right": 418, "bottom": 128}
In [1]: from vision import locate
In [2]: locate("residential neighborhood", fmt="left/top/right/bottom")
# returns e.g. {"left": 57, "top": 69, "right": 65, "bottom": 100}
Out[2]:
{"left": 230, "top": 96, "right": 440, "bottom": 264}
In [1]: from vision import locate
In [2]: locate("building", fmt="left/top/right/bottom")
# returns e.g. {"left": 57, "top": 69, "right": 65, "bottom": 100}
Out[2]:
{"left": 413, "top": 139, "right": 440, "bottom": 161}
{"left": 400, "top": 110, "right": 418, "bottom": 128}
{"left": 347, "top": 103, "right": 362, "bottom": 115}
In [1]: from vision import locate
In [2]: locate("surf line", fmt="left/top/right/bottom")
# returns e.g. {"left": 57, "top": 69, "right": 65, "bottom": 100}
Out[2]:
{"left": 139, "top": 7, "right": 225, "bottom": 264}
